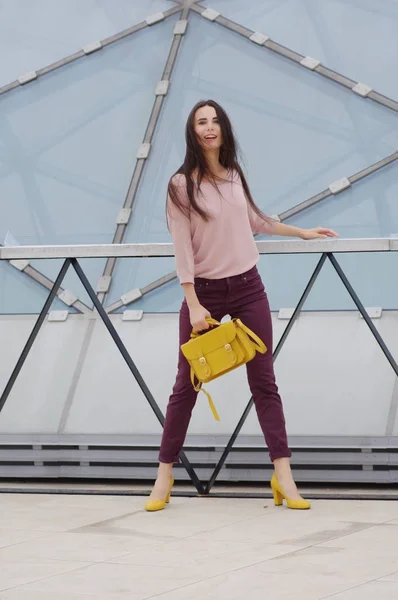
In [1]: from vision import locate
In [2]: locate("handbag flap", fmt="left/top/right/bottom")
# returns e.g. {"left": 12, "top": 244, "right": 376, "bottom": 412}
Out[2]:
{"left": 181, "top": 321, "right": 237, "bottom": 360}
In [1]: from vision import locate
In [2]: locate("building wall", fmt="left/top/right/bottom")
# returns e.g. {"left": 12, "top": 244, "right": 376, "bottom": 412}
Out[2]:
{"left": 1, "top": 311, "right": 397, "bottom": 439}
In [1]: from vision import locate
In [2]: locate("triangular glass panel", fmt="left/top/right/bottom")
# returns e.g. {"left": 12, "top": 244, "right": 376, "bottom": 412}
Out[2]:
{"left": 290, "top": 162, "right": 398, "bottom": 309}
{"left": 109, "top": 264, "right": 182, "bottom": 314}
{"left": 0, "top": 0, "right": 174, "bottom": 87}
{"left": 0, "top": 259, "right": 72, "bottom": 314}
{"left": 205, "top": 0, "right": 398, "bottom": 100}
{"left": 0, "top": 15, "right": 178, "bottom": 310}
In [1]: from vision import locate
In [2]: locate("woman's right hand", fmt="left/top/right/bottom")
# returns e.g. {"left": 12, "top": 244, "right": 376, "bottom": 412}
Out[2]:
{"left": 189, "top": 304, "right": 211, "bottom": 332}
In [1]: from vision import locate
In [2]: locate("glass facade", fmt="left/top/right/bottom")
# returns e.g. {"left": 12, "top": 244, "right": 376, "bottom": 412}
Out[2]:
{"left": 0, "top": 0, "right": 172, "bottom": 87}
{"left": 0, "top": 12, "right": 177, "bottom": 312}
{"left": 1, "top": 1, "right": 397, "bottom": 313}
{"left": 205, "top": 0, "right": 398, "bottom": 100}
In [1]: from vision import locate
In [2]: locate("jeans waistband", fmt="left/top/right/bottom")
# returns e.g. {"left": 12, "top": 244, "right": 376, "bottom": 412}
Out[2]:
{"left": 194, "top": 265, "right": 258, "bottom": 286}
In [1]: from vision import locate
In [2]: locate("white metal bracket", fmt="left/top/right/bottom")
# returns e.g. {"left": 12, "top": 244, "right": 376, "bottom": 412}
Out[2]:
{"left": 328, "top": 177, "right": 351, "bottom": 194}
{"left": 122, "top": 310, "right": 144, "bottom": 321}
{"left": 249, "top": 32, "right": 269, "bottom": 45}
{"left": 156, "top": 80, "right": 170, "bottom": 96}
{"left": 58, "top": 289, "right": 78, "bottom": 307}
{"left": 174, "top": 20, "right": 188, "bottom": 35}
{"left": 352, "top": 83, "right": 373, "bottom": 98}
{"left": 278, "top": 308, "right": 295, "bottom": 320}
{"left": 146, "top": 13, "right": 165, "bottom": 26}
{"left": 18, "top": 71, "right": 37, "bottom": 85}
{"left": 121, "top": 288, "right": 143, "bottom": 305}
{"left": 116, "top": 208, "right": 132, "bottom": 225}
{"left": 300, "top": 56, "right": 321, "bottom": 70}
{"left": 137, "top": 143, "right": 151, "bottom": 159}
{"left": 202, "top": 8, "right": 220, "bottom": 21}
{"left": 83, "top": 41, "right": 102, "bottom": 55}
{"left": 48, "top": 310, "right": 69, "bottom": 322}
{"left": 9, "top": 259, "right": 29, "bottom": 271}
{"left": 96, "top": 275, "right": 111, "bottom": 293}
{"left": 360, "top": 307, "right": 382, "bottom": 319}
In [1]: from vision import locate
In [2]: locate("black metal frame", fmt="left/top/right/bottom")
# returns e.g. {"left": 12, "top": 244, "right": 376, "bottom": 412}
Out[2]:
{"left": 204, "top": 253, "right": 327, "bottom": 493}
{"left": 1, "top": 253, "right": 398, "bottom": 495}
{"left": 0, "top": 258, "right": 205, "bottom": 493}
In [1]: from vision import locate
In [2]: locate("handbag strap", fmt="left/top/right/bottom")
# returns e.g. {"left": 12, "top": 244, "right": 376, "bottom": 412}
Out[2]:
{"left": 235, "top": 319, "right": 267, "bottom": 354}
{"left": 190, "top": 369, "right": 220, "bottom": 421}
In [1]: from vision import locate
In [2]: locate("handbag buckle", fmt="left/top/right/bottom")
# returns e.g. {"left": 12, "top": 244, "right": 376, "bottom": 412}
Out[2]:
{"left": 225, "top": 344, "right": 232, "bottom": 352}
{"left": 199, "top": 357, "right": 207, "bottom": 366}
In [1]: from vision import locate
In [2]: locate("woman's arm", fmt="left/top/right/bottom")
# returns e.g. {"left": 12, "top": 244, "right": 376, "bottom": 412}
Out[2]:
{"left": 247, "top": 206, "right": 338, "bottom": 240}
{"left": 167, "top": 181, "right": 211, "bottom": 331}
{"left": 247, "top": 200, "right": 338, "bottom": 240}
{"left": 270, "top": 222, "right": 338, "bottom": 240}
{"left": 182, "top": 283, "right": 211, "bottom": 331}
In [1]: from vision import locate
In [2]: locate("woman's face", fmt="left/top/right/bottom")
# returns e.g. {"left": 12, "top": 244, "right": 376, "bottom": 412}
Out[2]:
{"left": 193, "top": 105, "right": 223, "bottom": 151}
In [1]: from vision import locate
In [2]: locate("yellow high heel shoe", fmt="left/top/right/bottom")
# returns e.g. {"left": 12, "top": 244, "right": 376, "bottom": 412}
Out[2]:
{"left": 145, "top": 476, "right": 174, "bottom": 512}
{"left": 270, "top": 473, "right": 311, "bottom": 510}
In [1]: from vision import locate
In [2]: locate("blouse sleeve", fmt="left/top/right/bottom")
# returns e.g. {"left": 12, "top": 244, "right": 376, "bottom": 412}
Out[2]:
{"left": 247, "top": 203, "right": 275, "bottom": 236}
{"left": 167, "top": 178, "right": 195, "bottom": 284}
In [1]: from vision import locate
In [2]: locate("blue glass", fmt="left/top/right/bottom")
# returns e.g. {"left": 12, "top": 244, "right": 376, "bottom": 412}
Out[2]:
{"left": 112, "top": 258, "right": 183, "bottom": 314}
{"left": 0, "top": 261, "right": 74, "bottom": 314}
{"left": 108, "top": 13, "right": 398, "bottom": 311}
{"left": 0, "top": 16, "right": 177, "bottom": 312}
{"left": 0, "top": 0, "right": 173, "bottom": 87}
{"left": 206, "top": 0, "right": 398, "bottom": 101}
{"left": 29, "top": 258, "right": 111, "bottom": 311}
{"left": 290, "top": 161, "right": 398, "bottom": 238}
{"left": 279, "top": 161, "right": 398, "bottom": 310}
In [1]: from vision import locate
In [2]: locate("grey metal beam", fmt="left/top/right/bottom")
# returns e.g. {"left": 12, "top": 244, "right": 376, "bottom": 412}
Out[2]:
{"left": 22, "top": 264, "right": 92, "bottom": 314}
{"left": 0, "top": 238, "right": 395, "bottom": 261}
{"left": 4, "top": 255, "right": 91, "bottom": 314}
{"left": 141, "top": 271, "right": 177, "bottom": 295}
{"left": 97, "top": 4, "right": 191, "bottom": 304}
{"left": 0, "top": 6, "right": 181, "bottom": 98}
{"left": 280, "top": 150, "right": 398, "bottom": 221}
{"left": 106, "top": 271, "right": 178, "bottom": 313}
{"left": 191, "top": 3, "right": 398, "bottom": 113}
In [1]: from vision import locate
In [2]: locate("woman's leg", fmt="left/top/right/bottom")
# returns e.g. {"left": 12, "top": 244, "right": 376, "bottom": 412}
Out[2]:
{"left": 148, "top": 300, "right": 194, "bottom": 501}
{"left": 149, "top": 294, "right": 225, "bottom": 502}
{"left": 231, "top": 274, "right": 303, "bottom": 500}
{"left": 159, "top": 301, "right": 199, "bottom": 465}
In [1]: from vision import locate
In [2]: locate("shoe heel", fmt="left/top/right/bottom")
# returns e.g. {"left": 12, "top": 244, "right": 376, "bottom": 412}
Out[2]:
{"left": 272, "top": 488, "right": 283, "bottom": 506}
{"left": 166, "top": 476, "right": 174, "bottom": 504}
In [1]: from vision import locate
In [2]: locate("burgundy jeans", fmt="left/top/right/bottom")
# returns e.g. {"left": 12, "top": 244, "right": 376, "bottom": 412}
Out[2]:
{"left": 159, "top": 266, "right": 291, "bottom": 464}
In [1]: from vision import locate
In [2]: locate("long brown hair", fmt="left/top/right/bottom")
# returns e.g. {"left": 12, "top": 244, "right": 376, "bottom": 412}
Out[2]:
{"left": 167, "top": 99, "right": 272, "bottom": 224}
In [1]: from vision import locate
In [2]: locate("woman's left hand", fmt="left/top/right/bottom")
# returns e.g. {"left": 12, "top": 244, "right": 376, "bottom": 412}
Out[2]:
{"left": 300, "top": 227, "right": 339, "bottom": 240}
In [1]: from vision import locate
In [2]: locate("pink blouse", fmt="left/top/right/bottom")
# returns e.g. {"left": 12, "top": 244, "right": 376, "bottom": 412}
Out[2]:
{"left": 167, "top": 171, "right": 274, "bottom": 284}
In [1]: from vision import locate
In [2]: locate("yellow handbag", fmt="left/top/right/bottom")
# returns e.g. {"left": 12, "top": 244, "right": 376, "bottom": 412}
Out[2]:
{"left": 181, "top": 318, "right": 267, "bottom": 421}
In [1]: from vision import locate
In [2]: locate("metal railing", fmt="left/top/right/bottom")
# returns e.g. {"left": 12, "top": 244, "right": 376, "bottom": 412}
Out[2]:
{"left": 1, "top": 238, "right": 398, "bottom": 494}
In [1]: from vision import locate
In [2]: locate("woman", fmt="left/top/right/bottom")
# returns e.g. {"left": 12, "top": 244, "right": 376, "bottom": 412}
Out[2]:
{"left": 145, "top": 100, "right": 338, "bottom": 512}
